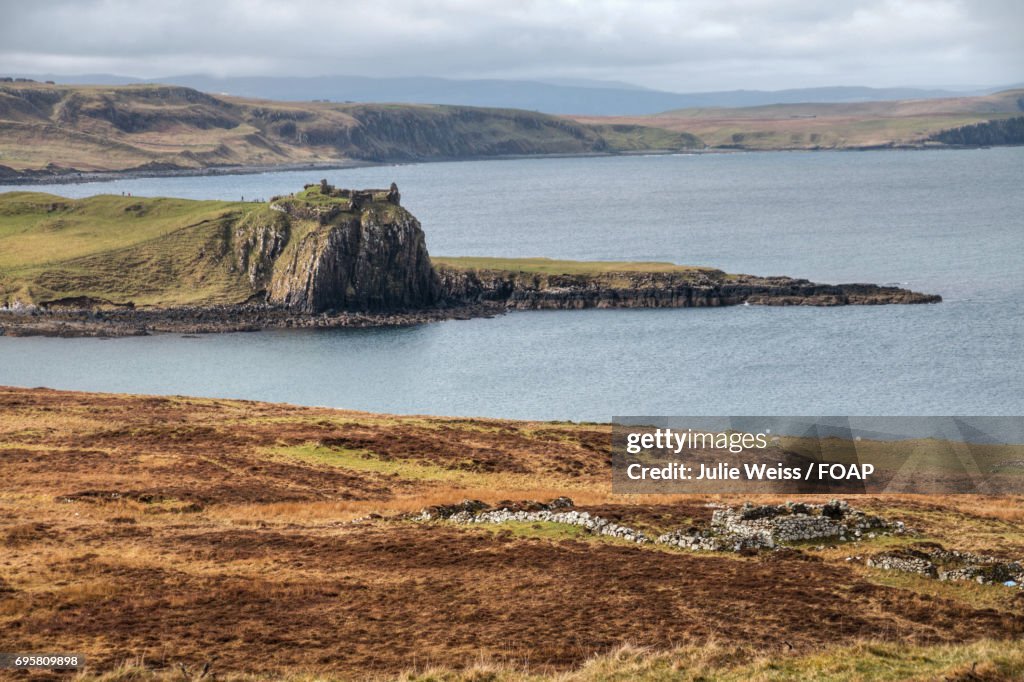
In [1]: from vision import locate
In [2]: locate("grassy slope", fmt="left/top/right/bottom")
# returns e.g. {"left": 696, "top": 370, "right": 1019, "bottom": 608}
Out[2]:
{"left": 0, "top": 83, "right": 701, "bottom": 174}
{"left": 0, "top": 192, "right": 729, "bottom": 307}
{"left": 2, "top": 386, "right": 1024, "bottom": 680}
{"left": 0, "top": 191, "right": 259, "bottom": 306}
{"left": 571, "top": 89, "right": 1024, "bottom": 149}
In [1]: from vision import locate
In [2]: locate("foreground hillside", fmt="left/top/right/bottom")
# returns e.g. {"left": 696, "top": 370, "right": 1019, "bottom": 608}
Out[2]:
{"left": 1, "top": 386, "right": 1023, "bottom": 680}
{"left": 572, "top": 89, "right": 1024, "bottom": 150}
{"left": 0, "top": 82, "right": 700, "bottom": 177}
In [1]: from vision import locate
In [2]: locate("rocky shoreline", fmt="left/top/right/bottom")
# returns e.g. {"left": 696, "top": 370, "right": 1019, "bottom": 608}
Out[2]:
{"left": 0, "top": 160, "right": 374, "bottom": 186}
{"left": 0, "top": 181, "right": 940, "bottom": 337}
{"left": 0, "top": 302, "right": 503, "bottom": 338}
{"left": 2, "top": 143, "right": 1012, "bottom": 187}
{"left": 437, "top": 267, "right": 941, "bottom": 309}
{"left": 0, "top": 273, "right": 940, "bottom": 338}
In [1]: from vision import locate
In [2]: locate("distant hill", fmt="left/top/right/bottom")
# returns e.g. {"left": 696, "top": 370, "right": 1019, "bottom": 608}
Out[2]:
{"left": 0, "top": 81, "right": 1020, "bottom": 179}
{"left": 571, "top": 90, "right": 1024, "bottom": 150}
{"left": 11, "top": 73, "right": 1019, "bottom": 115}
{"left": 0, "top": 82, "right": 701, "bottom": 177}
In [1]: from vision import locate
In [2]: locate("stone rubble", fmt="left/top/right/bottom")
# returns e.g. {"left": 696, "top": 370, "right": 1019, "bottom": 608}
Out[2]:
{"left": 657, "top": 500, "right": 899, "bottom": 552}
{"left": 417, "top": 497, "right": 648, "bottom": 543}
{"left": 418, "top": 498, "right": 903, "bottom": 553}
{"left": 419, "top": 498, "right": 1020, "bottom": 586}
{"left": 866, "top": 544, "right": 1024, "bottom": 586}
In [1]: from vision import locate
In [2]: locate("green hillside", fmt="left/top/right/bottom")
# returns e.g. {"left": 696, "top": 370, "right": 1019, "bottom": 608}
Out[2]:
{"left": 0, "top": 83, "right": 703, "bottom": 176}
{"left": 0, "top": 192, "right": 263, "bottom": 306}
{"left": 431, "top": 256, "right": 717, "bottom": 276}
{"left": 1, "top": 191, "right": 724, "bottom": 310}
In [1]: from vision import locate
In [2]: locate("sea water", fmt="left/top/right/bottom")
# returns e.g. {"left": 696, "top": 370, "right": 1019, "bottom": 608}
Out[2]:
{"left": 1, "top": 148, "right": 1021, "bottom": 420}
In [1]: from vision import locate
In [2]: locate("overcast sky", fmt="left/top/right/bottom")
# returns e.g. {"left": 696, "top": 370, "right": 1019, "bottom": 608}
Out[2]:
{"left": 1, "top": 0, "right": 1020, "bottom": 91}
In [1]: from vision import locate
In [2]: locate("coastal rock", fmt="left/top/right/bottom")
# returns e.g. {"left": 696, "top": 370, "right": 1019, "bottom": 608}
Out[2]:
{"left": 435, "top": 268, "right": 941, "bottom": 309}
{"left": 265, "top": 183, "right": 440, "bottom": 313}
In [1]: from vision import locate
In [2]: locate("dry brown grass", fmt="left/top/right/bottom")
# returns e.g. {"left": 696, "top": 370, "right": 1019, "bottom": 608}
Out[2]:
{"left": 1, "top": 386, "right": 1023, "bottom": 680}
{"left": 570, "top": 89, "right": 1024, "bottom": 150}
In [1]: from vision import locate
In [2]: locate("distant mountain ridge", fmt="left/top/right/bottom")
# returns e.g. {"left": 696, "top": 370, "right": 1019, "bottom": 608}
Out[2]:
{"left": 0, "top": 81, "right": 1019, "bottom": 179}
{"left": 10, "top": 73, "right": 1019, "bottom": 115}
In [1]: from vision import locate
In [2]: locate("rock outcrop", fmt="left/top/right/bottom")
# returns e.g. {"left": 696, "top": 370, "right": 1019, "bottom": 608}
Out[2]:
{"left": 436, "top": 267, "right": 941, "bottom": 309}
{"left": 265, "top": 183, "right": 439, "bottom": 313}
{"left": 929, "top": 116, "right": 1024, "bottom": 147}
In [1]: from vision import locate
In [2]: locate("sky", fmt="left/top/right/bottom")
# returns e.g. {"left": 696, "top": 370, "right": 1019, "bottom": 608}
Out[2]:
{"left": 1, "top": 0, "right": 1021, "bottom": 92}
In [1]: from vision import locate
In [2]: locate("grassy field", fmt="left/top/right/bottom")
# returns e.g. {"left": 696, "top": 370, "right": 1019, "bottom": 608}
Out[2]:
{"left": 0, "top": 191, "right": 273, "bottom": 306}
{"left": 1, "top": 386, "right": 1023, "bottom": 680}
{"left": 0, "top": 192, "right": 244, "bottom": 267}
{"left": 431, "top": 256, "right": 720, "bottom": 276}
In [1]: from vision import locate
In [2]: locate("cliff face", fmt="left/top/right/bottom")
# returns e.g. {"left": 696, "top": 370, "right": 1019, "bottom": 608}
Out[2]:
{"left": 264, "top": 185, "right": 439, "bottom": 313}
{"left": 0, "top": 84, "right": 634, "bottom": 176}
{"left": 298, "top": 106, "right": 610, "bottom": 162}
{"left": 436, "top": 268, "right": 941, "bottom": 308}
{"left": 929, "top": 116, "right": 1024, "bottom": 147}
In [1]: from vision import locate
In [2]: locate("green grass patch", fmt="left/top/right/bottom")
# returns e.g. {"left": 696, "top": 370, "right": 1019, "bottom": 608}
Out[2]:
{"left": 472, "top": 520, "right": 591, "bottom": 541}
{"left": 0, "top": 191, "right": 272, "bottom": 306}
{"left": 589, "top": 123, "right": 704, "bottom": 151}
{"left": 0, "top": 192, "right": 245, "bottom": 269}
{"left": 716, "top": 640, "right": 1024, "bottom": 682}
{"left": 272, "top": 443, "right": 530, "bottom": 488}
{"left": 432, "top": 256, "right": 718, "bottom": 276}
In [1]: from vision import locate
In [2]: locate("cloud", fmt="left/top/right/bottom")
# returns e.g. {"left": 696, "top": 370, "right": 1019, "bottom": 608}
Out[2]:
{"left": 1, "top": 0, "right": 1020, "bottom": 90}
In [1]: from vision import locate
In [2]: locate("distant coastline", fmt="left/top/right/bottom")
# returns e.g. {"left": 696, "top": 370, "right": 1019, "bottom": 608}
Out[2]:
{"left": 1, "top": 81, "right": 1021, "bottom": 185}
{"left": 3, "top": 143, "right": 1019, "bottom": 187}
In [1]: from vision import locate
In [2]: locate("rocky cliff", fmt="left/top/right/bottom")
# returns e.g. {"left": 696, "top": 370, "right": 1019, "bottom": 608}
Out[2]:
{"left": 436, "top": 266, "right": 940, "bottom": 308}
{"left": 295, "top": 105, "right": 611, "bottom": 162}
{"left": 264, "top": 183, "right": 439, "bottom": 313}
{"left": 0, "top": 183, "right": 440, "bottom": 319}
{"left": 929, "top": 116, "right": 1024, "bottom": 147}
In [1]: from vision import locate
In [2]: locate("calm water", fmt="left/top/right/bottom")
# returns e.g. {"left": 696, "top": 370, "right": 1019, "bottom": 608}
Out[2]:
{"left": 1, "top": 149, "right": 1021, "bottom": 420}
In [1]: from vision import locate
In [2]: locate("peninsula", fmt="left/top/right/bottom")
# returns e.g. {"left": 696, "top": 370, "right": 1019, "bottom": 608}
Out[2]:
{"left": 0, "top": 182, "right": 940, "bottom": 337}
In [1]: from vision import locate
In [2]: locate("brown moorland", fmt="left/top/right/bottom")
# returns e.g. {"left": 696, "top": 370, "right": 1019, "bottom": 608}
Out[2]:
{"left": 571, "top": 89, "right": 1024, "bottom": 150}
{"left": 1, "top": 386, "right": 1024, "bottom": 680}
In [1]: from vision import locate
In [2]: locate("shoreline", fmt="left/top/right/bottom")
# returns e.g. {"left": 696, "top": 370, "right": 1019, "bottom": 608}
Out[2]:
{"left": 0, "top": 280, "right": 941, "bottom": 337}
{"left": 0, "top": 302, "right": 506, "bottom": 338}
{"left": 0, "top": 144, "right": 1005, "bottom": 187}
